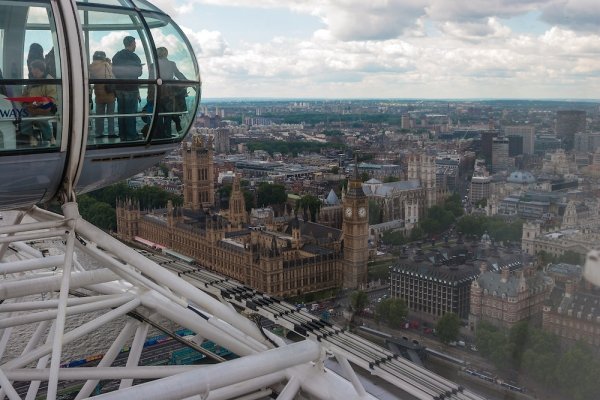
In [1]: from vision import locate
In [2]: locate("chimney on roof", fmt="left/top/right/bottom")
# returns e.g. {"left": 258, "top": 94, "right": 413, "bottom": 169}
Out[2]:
{"left": 565, "top": 280, "right": 575, "bottom": 298}
{"left": 501, "top": 266, "right": 510, "bottom": 283}
{"left": 479, "top": 262, "right": 488, "bottom": 273}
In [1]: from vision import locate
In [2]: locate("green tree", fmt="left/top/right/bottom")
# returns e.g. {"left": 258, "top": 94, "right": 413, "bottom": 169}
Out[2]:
{"left": 330, "top": 166, "right": 340, "bottom": 174}
{"left": 436, "top": 312, "right": 460, "bottom": 344}
{"left": 555, "top": 342, "right": 600, "bottom": 400}
{"left": 537, "top": 250, "right": 554, "bottom": 266}
{"left": 410, "top": 226, "right": 424, "bottom": 241}
{"left": 521, "top": 328, "right": 561, "bottom": 385}
{"left": 557, "top": 250, "right": 584, "bottom": 265}
{"left": 350, "top": 291, "right": 369, "bottom": 314}
{"left": 257, "top": 183, "right": 287, "bottom": 207}
{"left": 360, "top": 172, "right": 370, "bottom": 182}
{"left": 158, "top": 164, "right": 170, "bottom": 177}
{"left": 381, "top": 230, "right": 406, "bottom": 246}
{"left": 218, "top": 185, "right": 232, "bottom": 199}
{"left": 296, "top": 194, "right": 321, "bottom": 222}
{"left": 77, "top": 195, "right": 116, "bottom": 231}
{"left": 375, "top": 298, "right": 407, "bottom": 329}
{"left": 383, "top": 176, "right": 400, "bottom": 183}
{"left": 387, "top": 299, "right": 408, "bottom": 329}
{"left": 475, "top": 198, "right": 487, "bottom": 208}
{"left": 476, "top": 321, "right": 512, "bottom": 369}
{"left": 508, "top": 321, "right": 530, "bottom": 367}
{"left": 456, "top": 215, "right": 487, "bottom": 238}
{"left": 243, "top": 190, "right": 255, "bottom": 212}
{"left": 368, "top": 199, "right": 381, "bottom": 225}
{"left": 443, "top": 193, "right": 464, "bottom": 218}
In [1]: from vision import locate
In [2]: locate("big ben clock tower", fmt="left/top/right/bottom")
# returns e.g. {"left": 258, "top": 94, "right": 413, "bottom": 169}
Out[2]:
{"left": 342, "top": 160, "right": 369, "bottom": 288}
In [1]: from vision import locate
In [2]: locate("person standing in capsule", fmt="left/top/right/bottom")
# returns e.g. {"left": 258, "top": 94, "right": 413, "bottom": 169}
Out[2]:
{"left": 112, "top": 36, "right": 142, "bottom": 142}
{"left": 89, "top": 51, "right": 116, "bottom": 138}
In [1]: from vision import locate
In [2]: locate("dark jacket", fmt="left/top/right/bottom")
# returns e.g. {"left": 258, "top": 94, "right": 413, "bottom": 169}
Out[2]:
{"left": 158, "top": 58, "right": 186, "bottom": 81}
{"left": 112, "top": 49, "right": 142, "bottom": 91}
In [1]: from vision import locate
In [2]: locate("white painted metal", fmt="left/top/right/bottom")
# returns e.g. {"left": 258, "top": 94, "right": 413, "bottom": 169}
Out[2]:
{"left": 275, "top": 376, "right": 300, "bottom": 400}
{"left": 336, "top": 353, "right": 369, "bottom": 398}
{"left": 0, "top": 200, "right": 491, "bottom": 400}
{"left": 0, "top": 255, "right": 65, "bottom": 274}
{"left": 0, "top": 296, "right": 135, "bottom": 328}
{"left": 92, "top": 340, "right": 321, "bottom": 400}
{"left": 119, "top": 322, "right": 149, "bottom": 389}
{"left": 0, "top": 368, "right": 20, "bottom": 400}
{"left": 75, "top": 321, "right": 139, "bottom": 400}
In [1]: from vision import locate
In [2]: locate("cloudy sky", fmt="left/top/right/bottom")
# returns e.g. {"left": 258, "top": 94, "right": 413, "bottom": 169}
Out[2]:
{"left": 149, "top": 0, "right": 600, "bottom": 99}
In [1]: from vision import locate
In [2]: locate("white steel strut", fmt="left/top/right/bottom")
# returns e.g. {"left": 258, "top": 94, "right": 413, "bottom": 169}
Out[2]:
{"left": 0, "top": 205, "right": 384, "bottom": 400}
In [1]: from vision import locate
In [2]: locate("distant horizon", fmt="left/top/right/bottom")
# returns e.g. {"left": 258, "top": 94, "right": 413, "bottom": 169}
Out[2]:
{"left": 154, "top": 0, "right": 600, "bottom": 99}
{"left": 201, "top": 97, "right": 600, "bottom": 103}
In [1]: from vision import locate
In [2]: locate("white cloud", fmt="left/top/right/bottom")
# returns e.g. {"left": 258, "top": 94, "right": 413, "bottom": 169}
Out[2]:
{"left": 145, "top": 0, "right": 600, "bottom": 98}
{"left": 439, "top": 17, "right": 512, "bottom": 42}
{"left": 181, "top": 28, "right": 230, "bottom": 58}
{"left": 541, "top": 0, "right": 600, "bottom": 32}
{"left": 425, "top": 0, "right": 545, "bottom": 22}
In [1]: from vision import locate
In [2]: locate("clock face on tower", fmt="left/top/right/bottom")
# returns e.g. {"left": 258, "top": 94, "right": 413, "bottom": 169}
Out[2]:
{"left": 345, "top": 207, "right": 353, "bottom": 217}
{"left": 358, "top": 207, "right": 366, "bottom": 218}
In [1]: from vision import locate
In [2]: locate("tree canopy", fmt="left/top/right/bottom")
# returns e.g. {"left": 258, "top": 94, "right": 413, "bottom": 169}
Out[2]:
{"left": 368, "top": 199, "right": 382, "bottom": 225}
{"left": 375, "top": 298, "right": 408, "bottom": 329}
{"left": 436, "top": 312, "right": 460, "bottom": 344}
{"left": 456, "top": 215, "right": 523, "bottom": 242}
{"left": 257, "top": 183, "right": 287, "bottom": 207}
{"left": 74, "top": 182, "right": 183, "bottom": 231}
{"left": 416, "top": 194, "right": 464, "bottom": 237}
{"left": 78, "top": 195, "right": 116, "bottom": 231}
{"left": 350, "top": 291, "right": 369, "bottom": 314}
{"left": 381, "top": 230, "right": 407, "bottom": 246}
{"left": 296, "top": 194, "right": 321, "bottom": 222}
{"left": 477, "top": 321, "right": 600, "bottom": 400}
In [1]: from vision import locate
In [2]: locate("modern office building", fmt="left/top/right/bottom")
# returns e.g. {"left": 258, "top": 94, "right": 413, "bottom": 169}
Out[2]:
{"left": 480, "top": 130, "right": 499, "bottom": 161}
{"left": 504, "top": 125, "right": 535, "bottom": 155}
{"left": 470, "top": 175, "right": 492, "bottom": 204}
{"left": 556, "top": 110, "right": 586, "bottom": 151}
{"left": 507, "top": 135, "right": 523, "bottom": 157}
{"left": 491, "top": 137, "right": 512, "bottom": 173}
{"left": 574, "top": 131, "right": 600, "bottom": 154}
{"left": 390, "top": 248, "right": 480, "bottom": 321}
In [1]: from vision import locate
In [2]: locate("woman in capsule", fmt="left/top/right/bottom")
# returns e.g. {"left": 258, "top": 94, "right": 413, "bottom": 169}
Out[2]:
{"left": 89, "top": 51, "right": 116, "bottom": 138}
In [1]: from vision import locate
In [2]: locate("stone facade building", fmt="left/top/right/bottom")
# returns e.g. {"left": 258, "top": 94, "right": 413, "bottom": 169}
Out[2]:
{"left": 361, "top": 154, "right": 447, "bottom": 227}
{"left": 117, "top": 135, "right": 369, "bottom": 296}
{"left": 543, "top": 281, "right": 600, "bottom": 347}
{"left": 469, "top": 263, "right": 553, "bottom": 329}
{"left": 522, "top": 222, "right": 600, "bottom": 261}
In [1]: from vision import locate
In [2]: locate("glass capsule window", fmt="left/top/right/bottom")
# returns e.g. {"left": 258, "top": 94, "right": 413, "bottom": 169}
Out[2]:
{"left": 0, "top": 1, "right": 62, "bottom": 152}
{"left": 78, "top": 1, "right": 201, "bottom": 147}
{"left": 145, "top": 14, "right": 200, "bottom": 142}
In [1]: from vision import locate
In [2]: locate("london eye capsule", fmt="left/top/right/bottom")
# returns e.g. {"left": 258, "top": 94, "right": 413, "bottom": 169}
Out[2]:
{"left": 0, "top": 0, "right": 201, "bottom": 209}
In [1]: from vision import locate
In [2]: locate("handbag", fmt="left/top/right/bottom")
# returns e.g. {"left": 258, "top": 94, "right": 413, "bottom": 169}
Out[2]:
{"left": 141, "top": 102, "right": 153, "bottom": 123}
{"left": 104, "top": 63, "right": 116, "bottom": 94}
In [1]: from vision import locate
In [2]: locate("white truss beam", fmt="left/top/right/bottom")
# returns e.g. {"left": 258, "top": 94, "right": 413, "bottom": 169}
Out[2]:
{"left": 0, "top": 204, "right": 481, "bottom": 400}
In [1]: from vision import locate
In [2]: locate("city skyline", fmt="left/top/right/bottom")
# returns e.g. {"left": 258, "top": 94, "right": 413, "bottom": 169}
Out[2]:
{"left": 151, "top": 0, "right": 600, "bottom": 100}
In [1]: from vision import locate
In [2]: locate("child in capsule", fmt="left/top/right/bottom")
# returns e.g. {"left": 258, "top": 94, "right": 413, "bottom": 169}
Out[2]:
{"left": 20, "top": 60, "right": 57, "bottom": 146}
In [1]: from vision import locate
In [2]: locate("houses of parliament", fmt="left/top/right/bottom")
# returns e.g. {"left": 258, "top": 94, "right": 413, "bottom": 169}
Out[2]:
{"left": 116, "top": 135, "right": 369, "bottom": 297}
